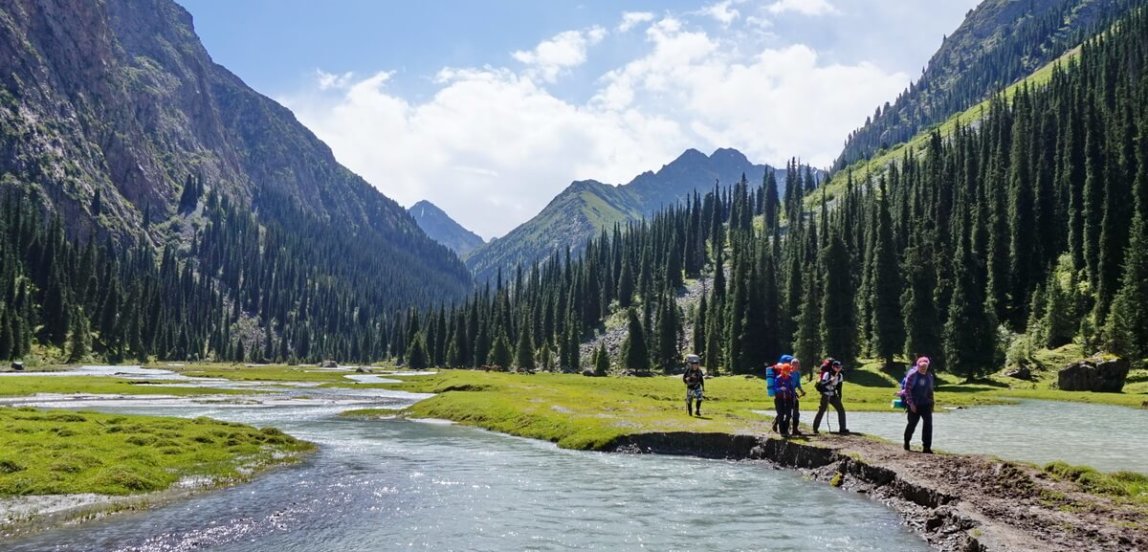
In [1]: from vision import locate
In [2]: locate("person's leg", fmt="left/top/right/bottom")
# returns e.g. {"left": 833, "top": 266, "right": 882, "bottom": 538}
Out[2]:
{"left": 695, "top": 392, "right": 702, "bottom": 416}
{"left": 813, "top": 395, "right": 828, "bottom": 432}
{"left": 791, "top": 398, "right": 801, "bottom": 434}
{"left": 904, "top": 409, "right": 920, "bottom": 450}
{"left": 775, "top": 397, "right": 790, "bottom": 436}
{"left": 832, "top": 396, "right": 847, "bottom": 433}
{"left": 921, "top": 404, "right": 933, "bottom": 452}
{"left": 686, "top": 390, "right": 693, "bottom": 415}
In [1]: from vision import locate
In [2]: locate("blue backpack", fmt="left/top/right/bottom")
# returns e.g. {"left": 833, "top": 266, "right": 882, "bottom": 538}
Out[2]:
{"left": 892, "top": 367, "right": 915, "bottom": 409}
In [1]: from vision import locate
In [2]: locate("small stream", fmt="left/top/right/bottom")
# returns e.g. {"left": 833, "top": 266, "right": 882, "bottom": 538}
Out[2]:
{"left": 3, "top": 369, "right": 929, "bottom": 552}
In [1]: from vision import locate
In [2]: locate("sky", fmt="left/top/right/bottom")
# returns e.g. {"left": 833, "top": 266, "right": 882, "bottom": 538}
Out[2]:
{"left": 178, "top": 0, "right": 981, "bottom": 239}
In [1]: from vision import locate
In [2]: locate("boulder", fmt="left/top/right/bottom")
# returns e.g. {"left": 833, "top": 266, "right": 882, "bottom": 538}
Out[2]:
{"left": 319, "top": 360, "right": 338, "bottom": 368}
{"left": 1004, "top": 366, "right": 1032, "bottom": 380}
{"left": 10, "top": 361, "right": 24, "bottom": 371}
{"left": 1058, "top": 356, "right": 1130, "bottom": 392}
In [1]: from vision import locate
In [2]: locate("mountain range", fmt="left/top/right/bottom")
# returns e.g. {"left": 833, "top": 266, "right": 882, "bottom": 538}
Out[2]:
{"left": 0, "top": 0, "right": 471, "bottom": 313}
{"left": 464, "top": 148, "right": 788, "bottom": 283}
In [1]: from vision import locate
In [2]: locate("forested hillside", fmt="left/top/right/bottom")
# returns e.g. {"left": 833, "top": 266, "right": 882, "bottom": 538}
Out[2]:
{"left": 390, "top": 5, "right": 1148, "bottom": 377}
{"left": 464, "top": 148, "right": 787, "bottom": 284}
{"left": 0, "top": 0, "right": 471, "bottom": 363}
{"left": 834, "top": 0, "right": 1144, "bottom": 172}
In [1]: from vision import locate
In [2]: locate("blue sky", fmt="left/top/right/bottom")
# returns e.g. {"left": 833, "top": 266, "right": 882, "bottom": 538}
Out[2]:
{"left": 179, "top": 0, "right": 980, "bottom": 238}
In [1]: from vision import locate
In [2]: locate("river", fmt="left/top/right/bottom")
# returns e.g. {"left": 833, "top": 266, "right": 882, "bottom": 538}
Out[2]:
{"left": 4, "top": 381, "right": 929, "bottom": 551}
{"left": 832, "top": 399, "right": 1148, "bottom": 473}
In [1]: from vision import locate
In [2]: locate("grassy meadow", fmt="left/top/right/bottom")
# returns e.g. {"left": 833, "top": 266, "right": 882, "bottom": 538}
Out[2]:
{"left": 0, "top": 407, "right": 314, "bottom": 496}
{"left": 344, "top": 353, "right": 1147, "bottom": 452}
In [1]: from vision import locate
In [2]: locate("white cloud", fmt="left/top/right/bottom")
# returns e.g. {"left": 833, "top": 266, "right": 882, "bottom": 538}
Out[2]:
{"left": 511, "top": 27, "right": 607, "bottom": 83}
{"left": 618, "top": 11, "right": 655, "bottom": 32}
{"left": 767, "top": 0, "right": 838, "bottom": 16}
{"left": 281, "top": 8, "right": 913, "bottom": 239}
{"left": 703, "top": 1, "right": 741, "bottom": 25}
{"left": 315, "top": 69, "right": 356, "bottom": 91}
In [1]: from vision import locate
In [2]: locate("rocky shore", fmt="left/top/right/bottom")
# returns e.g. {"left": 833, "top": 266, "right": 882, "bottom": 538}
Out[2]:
{"left": 607, "top": 432, "right": 1147, "bottom": 552}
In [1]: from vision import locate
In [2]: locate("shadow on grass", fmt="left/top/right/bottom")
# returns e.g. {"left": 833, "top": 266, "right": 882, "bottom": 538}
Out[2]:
{"left": 940, "top": 380, "right": 1011, "bottom": 393}
{"left": 848, "top": 368, "right": 897, "bottom": 388}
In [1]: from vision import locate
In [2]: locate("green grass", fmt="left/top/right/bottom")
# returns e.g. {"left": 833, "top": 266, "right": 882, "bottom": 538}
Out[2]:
{"left": 0, "top": 407, "right": 314, "bottom": 496}
{"left": 1044, "top": 461, "right": 1148, "bottom": 505}
{"left": 0, "top": 376, "right": 243, "bottom": 397}
{"left": 342, "top": 352, "right": 1147, "bottom": 452}
{"left": 170, "top": 363, "right": 364, "bottom": 385}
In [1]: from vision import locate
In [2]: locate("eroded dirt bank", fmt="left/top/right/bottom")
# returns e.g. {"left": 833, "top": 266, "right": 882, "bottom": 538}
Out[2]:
{"left": 606, "top": 432, "right": 1147, "bottom": 552}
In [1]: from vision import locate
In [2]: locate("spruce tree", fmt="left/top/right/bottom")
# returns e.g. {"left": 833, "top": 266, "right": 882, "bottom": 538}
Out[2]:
{"left": 595, "top": 343, "right": 610, "bottom": 376}
{"left": 870, "top": 180, "right": 904, "bottom": 368}
{"left": 621, "top": 308, "right": 650, "bottom": 372}
{"left": 488, "top": 332, "right": 513, "bottom": 370}
{"left": 514, "top": 322, "right": 535, "bottom": 370}
{"left": 406, "top": 333, "right": 429, "bottom": 370}
{"left": 820, "top": 233, "right": 856, "bottom": 366}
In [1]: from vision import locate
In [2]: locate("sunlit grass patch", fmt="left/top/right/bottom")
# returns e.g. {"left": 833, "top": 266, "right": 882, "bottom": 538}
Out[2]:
{"left": 0, "top": 408, "right": 314, "bottom": 496}
{"left": 1044, "top": 461, "right": 1148, "bottom": 504}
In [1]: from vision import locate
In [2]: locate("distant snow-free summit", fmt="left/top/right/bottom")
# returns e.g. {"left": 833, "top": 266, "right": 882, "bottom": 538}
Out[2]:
{"left": 409, "top": 200, "right": 486, "bottom": 258}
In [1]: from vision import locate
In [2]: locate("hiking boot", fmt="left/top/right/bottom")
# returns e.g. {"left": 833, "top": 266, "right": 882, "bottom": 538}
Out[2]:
{"left": 922, "top": 448, "right": 933, "bottom": 454}
{"left": 836, "top": 429, "right": 850, "bottom": 435}
{"left": 812, "top": 428, "right": 820, "bottom": 435}
{"left": 903, "top": 442, "right": 911, "bottom": 451}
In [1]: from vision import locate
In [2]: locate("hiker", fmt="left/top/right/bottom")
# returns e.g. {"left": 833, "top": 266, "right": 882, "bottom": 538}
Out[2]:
{"left": 812, "top": 358, "right": 848, "bottom": 434}
{"left": 788, "top": 357, "right": 807, "bottom": 435}
{"left": 903, "top": 356, "right": 935, "bottom": 453}
{"left": 772, "top": 355, "right": 800, "bottom": 437}
{"left": 683, "top": 354, "right": 705, "bottom": 417}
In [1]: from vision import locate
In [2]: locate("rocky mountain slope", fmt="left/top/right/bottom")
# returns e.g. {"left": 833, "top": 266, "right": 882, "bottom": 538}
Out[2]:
{"left": 0, "top": 0, "right": 471, "bottom": 311}
{"left": 834, "top": 0, "right": 1144, "bottom": 171}
{"left": 409, "top": 200, "right": 485, "bottom": 257}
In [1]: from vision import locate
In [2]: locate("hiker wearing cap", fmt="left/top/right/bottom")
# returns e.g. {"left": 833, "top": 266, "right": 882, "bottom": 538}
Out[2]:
{"left": 903, "top": 356, "right": 935, "bottom": 453}
{"left": 812, "top": 358, "right": 848, "bottom": 434}
{"left": 683, "top": 354, "right": 705, "bottom": 416}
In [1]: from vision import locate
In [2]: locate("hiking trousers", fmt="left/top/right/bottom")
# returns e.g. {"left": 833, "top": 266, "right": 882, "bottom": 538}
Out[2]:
{"left": 904, "top": 403, "right": 933, "bottom": 450}
{"left": 813, "top": 394, "right": 846, "bottom": 432}
{"left": 774, "top": 396, "right": 795, "bottom": 435}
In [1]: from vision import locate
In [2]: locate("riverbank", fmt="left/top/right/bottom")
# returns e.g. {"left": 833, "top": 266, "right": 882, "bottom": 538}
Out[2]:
{"left": 0, "top": 406, "right": 315, "bottom": 538}
{"left": 605, "top": 431, "right": 1147, "bottom": 551}
{"left": 353, "top": 369, "right": 1148, "bottom": 552}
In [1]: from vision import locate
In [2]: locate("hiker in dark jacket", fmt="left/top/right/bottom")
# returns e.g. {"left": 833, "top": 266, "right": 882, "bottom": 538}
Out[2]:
{"left": 903, "top": 356, "right": 935, "bottom": 453}
{"left": 683, "top": 354, "right": 705, "bottom": 416}
{"left": 812, "top": 358, "right": 848, "bottom": 434}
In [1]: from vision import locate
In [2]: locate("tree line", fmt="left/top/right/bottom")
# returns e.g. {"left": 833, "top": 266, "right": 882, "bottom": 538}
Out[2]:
{"left": 396, "top": 6, "right": 1148, "bottom": 379}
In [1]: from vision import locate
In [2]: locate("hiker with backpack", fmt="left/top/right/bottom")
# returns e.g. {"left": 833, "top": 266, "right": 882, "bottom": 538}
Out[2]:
{"left": 812, "top": 358, "right": 848, "bottom": 434}
{"left": 788, "top": 357, "right": 807, "bottom": 435}
{"left": 770, "top": 355, "right": 802, "bottom": 438}
{"left": 683, "top": 354, "right": 705, "bottom": 417}
{"left": 902, "top": 356, "right": 935, "bottom": 453}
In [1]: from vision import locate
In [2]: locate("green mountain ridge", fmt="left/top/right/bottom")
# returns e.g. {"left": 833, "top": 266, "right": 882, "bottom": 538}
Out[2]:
{"left": 834, "top": 0, "right": 1143, "bottom": 172}
{"left": 465, "top": 148, "right": 787, "bottom": 283}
